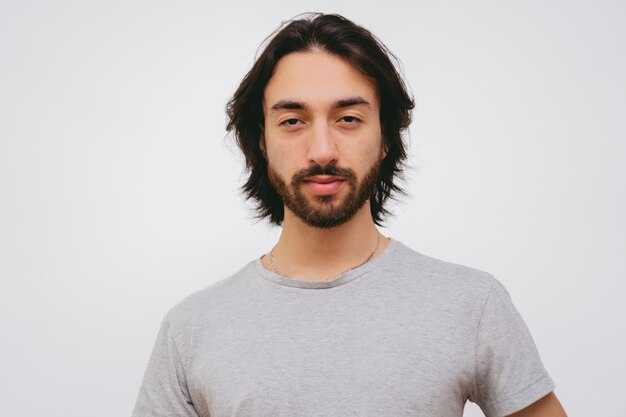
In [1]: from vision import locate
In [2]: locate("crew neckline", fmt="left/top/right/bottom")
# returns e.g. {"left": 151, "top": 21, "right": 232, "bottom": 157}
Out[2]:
{"left": 253, "top": 238, "right": 398, "bottom": 289}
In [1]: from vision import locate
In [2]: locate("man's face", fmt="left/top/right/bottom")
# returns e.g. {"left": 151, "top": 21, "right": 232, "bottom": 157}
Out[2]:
{"left": 262, "top": 50, "right": 384, "bottom": 228}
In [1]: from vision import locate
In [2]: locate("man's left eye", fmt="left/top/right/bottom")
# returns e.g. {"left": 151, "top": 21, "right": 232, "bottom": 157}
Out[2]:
{"left": 339, "top": 116, "right": 361, "bottom": 124}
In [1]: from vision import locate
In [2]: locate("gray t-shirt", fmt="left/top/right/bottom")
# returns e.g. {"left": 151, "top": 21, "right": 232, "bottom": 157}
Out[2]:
{"left": 132, "top": 239, "right": 555, "bottom": 417}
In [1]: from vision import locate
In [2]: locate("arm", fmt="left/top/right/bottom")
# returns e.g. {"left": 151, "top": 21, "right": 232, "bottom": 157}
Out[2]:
{"left": 470, "top": 278, "right": 559, "bottom": 417}
{"left": 507, "top": 392, "right": 567, "bottom": 417}
{"left": 132, "top": 316, "right": 200, "bottom": 417}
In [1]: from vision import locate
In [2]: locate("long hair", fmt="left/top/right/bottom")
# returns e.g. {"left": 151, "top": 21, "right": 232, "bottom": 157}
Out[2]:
{"left": 226, "top": 13, "right": 414, "bottom": 226}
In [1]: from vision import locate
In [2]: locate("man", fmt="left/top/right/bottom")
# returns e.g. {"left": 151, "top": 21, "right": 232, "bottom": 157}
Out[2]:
{"left": 132, "top": 13, "right": 567, "bottom": 417}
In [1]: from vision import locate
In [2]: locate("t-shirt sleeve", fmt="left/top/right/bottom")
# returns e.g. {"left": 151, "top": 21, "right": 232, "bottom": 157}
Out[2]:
{"left": 469, "top": 277, "right": 556, "bottom": 417}
{"left": 131, "top": 314, "right": 200, "bottom": 417}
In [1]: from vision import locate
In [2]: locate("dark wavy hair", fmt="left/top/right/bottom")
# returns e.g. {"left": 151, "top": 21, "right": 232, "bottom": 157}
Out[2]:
{"left": 226, "top": 13, "right": 414, "bottom": 226}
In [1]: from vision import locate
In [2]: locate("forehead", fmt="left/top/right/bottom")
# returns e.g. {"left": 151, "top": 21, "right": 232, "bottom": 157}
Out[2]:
{"left": 263, "top": 50, "right": 379, "bottom": 109}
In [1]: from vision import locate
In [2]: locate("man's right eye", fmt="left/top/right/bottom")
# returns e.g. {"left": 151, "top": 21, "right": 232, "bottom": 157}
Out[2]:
{"left": 280, "top": 118, "right": 302, "bottom": 127}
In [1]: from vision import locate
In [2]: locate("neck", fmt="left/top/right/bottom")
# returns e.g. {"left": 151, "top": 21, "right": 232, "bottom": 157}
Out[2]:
{"left": 266, "top": 203, "right": 388, "bottom": 281}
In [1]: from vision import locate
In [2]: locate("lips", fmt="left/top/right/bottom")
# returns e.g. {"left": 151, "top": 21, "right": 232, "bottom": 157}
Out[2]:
{"left": 305, "top": 175, "right": 344, "bottom": 184}
{"left": 303, "top": 175, "right": 346, "bottom": 195}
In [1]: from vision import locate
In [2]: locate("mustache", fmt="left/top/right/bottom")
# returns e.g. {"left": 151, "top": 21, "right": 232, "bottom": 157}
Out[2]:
{"left": 291, "top": 164, "right": 356, "bottom": 187}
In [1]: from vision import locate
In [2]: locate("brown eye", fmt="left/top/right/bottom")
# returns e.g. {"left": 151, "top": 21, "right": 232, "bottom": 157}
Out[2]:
{"left": 339, "top": 116, "right": 361, "bottom": 124}
{"left": 280, "top": 118, "right": 302, "bottom": 127}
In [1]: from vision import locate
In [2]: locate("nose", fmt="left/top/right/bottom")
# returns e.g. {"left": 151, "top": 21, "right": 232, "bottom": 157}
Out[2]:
{"left": 306, "top": 121, "right": 339, "bottom": 167}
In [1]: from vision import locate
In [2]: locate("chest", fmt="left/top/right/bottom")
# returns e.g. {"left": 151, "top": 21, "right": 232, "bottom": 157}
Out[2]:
{"left": 186, "top": 296, "right": 475, "bottom": 417}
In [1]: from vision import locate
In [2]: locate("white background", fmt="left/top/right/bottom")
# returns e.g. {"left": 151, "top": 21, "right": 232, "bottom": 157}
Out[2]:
{"left": 1, "top": 1, "right": 624, "bottom": 416}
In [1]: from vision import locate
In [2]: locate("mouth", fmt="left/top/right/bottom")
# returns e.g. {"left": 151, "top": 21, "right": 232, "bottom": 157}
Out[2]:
{"left": 303, "top": 175, "right": 346, "bottom": 195}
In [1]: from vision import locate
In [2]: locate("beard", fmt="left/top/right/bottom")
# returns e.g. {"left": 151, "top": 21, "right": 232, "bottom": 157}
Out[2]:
{"left": 268, "top": 160, "right": 381, "bottom": 229}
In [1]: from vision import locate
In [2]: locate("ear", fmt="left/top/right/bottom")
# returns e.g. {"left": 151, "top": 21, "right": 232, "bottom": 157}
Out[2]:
{"left": 259, "top": 130, "right": 267, "bottom": 159}
{"left": 380, "top": 136, "right": 388, "bottom": 160}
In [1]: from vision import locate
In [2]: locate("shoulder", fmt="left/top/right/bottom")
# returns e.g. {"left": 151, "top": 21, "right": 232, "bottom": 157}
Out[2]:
{"left": 163, "top": 261, "right": 258, "bottom": 330}
{"left": 387, "top": 240, "right": 497, "bottom": 300}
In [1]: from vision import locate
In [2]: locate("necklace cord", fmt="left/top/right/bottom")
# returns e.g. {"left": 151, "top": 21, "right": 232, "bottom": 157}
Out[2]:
{"left": 267, "top": 232, "right": 381, "bottom": 280}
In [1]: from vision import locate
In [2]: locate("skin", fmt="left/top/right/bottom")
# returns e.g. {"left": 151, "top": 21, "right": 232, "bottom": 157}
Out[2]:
{"left": 260, "top": 49, "right": 389, "bottom": 281}
{"left": 508, "top": 392, "right": 567, "bottom": 417}
{"left": 259, "top": 49, "right": 566, "bottom": 417}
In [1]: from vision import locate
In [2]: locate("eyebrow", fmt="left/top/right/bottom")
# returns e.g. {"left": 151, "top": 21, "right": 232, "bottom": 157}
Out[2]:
{"left": 269, "top": 96, "right": 371, "bottom": 112}
{"left": 335, "top": 97, "right": 371, "bottom": 109}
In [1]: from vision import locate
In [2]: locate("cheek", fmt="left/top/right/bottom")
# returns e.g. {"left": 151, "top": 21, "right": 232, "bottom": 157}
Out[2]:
{"left": 345, "top": 138, "right": 384, "bottom": 171}
{"left": 266, "top": 144, "right": 300, "bottom": 176}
